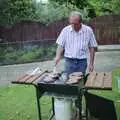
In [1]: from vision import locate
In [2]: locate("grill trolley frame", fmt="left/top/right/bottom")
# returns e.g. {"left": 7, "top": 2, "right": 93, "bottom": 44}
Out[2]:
{"left": 12, "top": 70, "right": 86, "bottom": 120}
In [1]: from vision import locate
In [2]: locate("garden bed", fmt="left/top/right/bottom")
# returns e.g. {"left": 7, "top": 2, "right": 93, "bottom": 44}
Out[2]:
{"left": 0, "top": 43, "right": 57, "bottom": 66}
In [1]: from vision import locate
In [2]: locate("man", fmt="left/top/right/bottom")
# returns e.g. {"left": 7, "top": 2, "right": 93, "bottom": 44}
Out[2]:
{"left": 55, "top": 11, "right": 97, "bottom": 75}
{"left": 54, "top": 11, "right": 98, "bottom": 119}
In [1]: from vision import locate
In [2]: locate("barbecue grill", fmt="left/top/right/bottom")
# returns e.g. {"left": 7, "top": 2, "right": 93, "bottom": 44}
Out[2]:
{"left": 12, "top": 70, "right": 86, "bottom": 120}
{"left": 12, "top": 69, "right": 116, "bottom": 120}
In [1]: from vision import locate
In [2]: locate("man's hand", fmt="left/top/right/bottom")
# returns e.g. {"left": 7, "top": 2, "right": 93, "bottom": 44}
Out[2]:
{"left": 88, "top": 64, "right": 94, "bottom": 73}
{"left": 54, "top": 56, "right": 61, "bottom": 65}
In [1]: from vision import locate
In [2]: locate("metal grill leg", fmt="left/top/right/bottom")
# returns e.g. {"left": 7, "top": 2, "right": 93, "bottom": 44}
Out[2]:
{"left": 85, "top": 95, "right": 88, "bottom": 120}
{"left": 49, "top": 97, "right": 55, "bottom": 120}
{"left": 36, "top": 87, "right": 42, "bottom": 120}
{"left": 75, "top": 95, "right": 82, "bottom": 120}
{"left": 52, "top": 97, "right": 55, "bottom": 115}
{"left": 78, "top": 95, "right": 82, "bottom": 120}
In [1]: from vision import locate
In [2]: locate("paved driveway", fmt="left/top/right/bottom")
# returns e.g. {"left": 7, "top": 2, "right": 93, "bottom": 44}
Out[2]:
{"left": 0, "top": 51, "right": 120, "bottom": 86}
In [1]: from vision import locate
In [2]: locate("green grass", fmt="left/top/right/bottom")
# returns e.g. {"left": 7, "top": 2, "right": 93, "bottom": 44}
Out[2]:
{"left": 0, "top": 85, "right": 51, "bottom": 120}
{"left": 112, "top": 67, "right": 120, "bottom": 92}
{"left": 1, "top": 85, "right": 120, "bottom": 120}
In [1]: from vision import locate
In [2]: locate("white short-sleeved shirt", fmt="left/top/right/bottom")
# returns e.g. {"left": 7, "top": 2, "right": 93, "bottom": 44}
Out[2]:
{"left": 56, "top": 24, "right": 98, "bottom": 59}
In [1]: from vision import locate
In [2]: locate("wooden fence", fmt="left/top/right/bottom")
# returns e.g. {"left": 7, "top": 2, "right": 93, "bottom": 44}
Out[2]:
{"left": 0, "top": 14, "right": 120, "bottom": 45}
{"left": 89, "top": 14, "right": 120, "bottom": 45}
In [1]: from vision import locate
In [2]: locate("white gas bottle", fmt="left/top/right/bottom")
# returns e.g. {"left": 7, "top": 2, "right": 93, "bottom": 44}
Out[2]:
{"left": 54, "top": 98, "right": 72, "bottom": 120}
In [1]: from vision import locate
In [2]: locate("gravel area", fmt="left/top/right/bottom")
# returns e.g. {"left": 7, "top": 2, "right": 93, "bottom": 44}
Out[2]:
{"left": 0, "top": 51, "right": 120, "bottom": 86}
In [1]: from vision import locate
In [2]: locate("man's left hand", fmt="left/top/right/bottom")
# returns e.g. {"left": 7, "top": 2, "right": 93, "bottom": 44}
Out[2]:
{"left": 88, "top": 64, "right": 94, "bottom": 73}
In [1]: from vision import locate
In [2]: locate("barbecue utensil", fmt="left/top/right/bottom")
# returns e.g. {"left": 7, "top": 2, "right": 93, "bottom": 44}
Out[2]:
{"left": 53, "top": 65, "right": 57, "bottom": 73}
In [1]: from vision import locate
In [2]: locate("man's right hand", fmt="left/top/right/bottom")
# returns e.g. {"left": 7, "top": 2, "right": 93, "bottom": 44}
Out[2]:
{"left": 54, "top": 56, "right": 61, "bottom": 65}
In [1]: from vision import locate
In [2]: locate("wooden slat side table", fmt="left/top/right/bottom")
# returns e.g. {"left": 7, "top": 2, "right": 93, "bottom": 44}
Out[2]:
{"left": 85, "top": 72, "right": 112, "bottom": 90}
{"left": 85, "top": 72, "right": 113, "bottom": 120}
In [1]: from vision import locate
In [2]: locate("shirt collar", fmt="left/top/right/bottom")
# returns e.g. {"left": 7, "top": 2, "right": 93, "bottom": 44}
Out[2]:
{"left": 70, "top": 24, "right": 84, "bottom": 34}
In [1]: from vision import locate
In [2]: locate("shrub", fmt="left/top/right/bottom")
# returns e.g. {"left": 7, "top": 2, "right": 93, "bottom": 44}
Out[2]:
{"left": 17, "top": 51, "right": 36, "bottom": 63}
{"left": 4, "top": 46, "right": 14, "bottom": 53}
{"left": 3, "top": 51, "right": 18, "bottom": 64}
{"left": 0, "top": 44, "right": 57, "bottom": 65}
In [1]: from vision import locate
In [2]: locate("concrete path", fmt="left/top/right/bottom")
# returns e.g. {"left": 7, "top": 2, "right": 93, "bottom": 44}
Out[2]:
{"left": 0, "top": 50, "right": 120, "bottom": 86}
{"left": 98, "top": 45, "right": 120, "bottom": 51}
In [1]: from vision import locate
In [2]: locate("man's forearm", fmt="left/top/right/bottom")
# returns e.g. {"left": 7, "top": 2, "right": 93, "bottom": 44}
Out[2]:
{"left": 54, "top": 45, "right": 64, "bottom": 65}
{"left": 88, "top": 47, "right": 96, "bottom": 72}
{"left": 56, "top": 46, "right": 64, "bottom": 58}
{"left": 89, "top": 47, "right": 95, "bottom": 65}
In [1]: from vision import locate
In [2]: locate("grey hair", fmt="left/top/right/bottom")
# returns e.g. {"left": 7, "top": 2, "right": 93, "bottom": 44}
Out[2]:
{"left": 70, "top": 11, "right": 82, "bottom": 21}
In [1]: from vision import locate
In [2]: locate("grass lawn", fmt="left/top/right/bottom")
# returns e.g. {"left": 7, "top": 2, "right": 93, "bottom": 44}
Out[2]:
{"left": 1, "top": 85, "right": 120, "bottom": 120}
{"left": 0, "top": 85, "right": 51, "bottom": 120}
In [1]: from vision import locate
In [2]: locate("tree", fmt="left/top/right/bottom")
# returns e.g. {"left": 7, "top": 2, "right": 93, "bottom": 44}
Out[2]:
{"left": 51, "top": 0, "right": 88, "bottom": 9}
{"left": 34, "top": 1, "right": 90, "bottom": 24}
{"left": 0, "top": 0, "right": 36, "bottom": 25}
{"left": 88, "top": 0, "right": 120, "bottom": 16}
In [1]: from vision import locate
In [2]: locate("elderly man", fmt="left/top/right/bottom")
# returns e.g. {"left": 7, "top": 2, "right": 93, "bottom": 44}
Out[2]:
{"left": 55, "top": 11, "right": 97, "bottom": 75}
{"left": 54, "top": 11, "right": 98, "bottom": 119}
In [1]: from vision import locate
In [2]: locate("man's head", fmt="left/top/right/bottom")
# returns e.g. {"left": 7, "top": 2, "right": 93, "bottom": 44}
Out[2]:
{"left": 69, "top": 11, "right": 82, "bottom": 31}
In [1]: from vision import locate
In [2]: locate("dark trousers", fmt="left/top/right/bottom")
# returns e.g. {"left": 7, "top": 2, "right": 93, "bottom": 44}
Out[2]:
{"left": 64, "top": 57, "right": 87, "bottom": 111}
{"left": 64, "top": 57, "right": 87, "bottom": 75}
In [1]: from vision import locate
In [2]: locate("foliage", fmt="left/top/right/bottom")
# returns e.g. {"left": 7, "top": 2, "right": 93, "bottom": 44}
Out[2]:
{"left": 51, "top": 0, "right": 88, "bottom": 9}
{"left": 88, "top": 0, "right": 120, "bottom": 16}
{"left": 0, "top": 44, "right": 57, "bottom": 65}
{"left": 1, "top": 0, "right": 120, "bottom": 26}
{"left": 34, "top": 1, "right": 90, "bottom": 24}
{"left": 51, "top": 0, "right": 120, "bottom": 18}
{"left": 0, "top": 0, "right": 120, "bottom": 25}
{"left": 0, "top": 0, "right": 89, "bottom": 25}
{"left": 0, "top": 0, "right": 36, "bottom": 25}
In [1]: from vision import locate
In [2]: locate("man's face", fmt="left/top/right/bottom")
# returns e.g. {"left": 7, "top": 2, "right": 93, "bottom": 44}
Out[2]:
{"left": 69, "top": 15, "right": 81, "bottom": 30}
